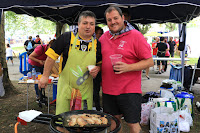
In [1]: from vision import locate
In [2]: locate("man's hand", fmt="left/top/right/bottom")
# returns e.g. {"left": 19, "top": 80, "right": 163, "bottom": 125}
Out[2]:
{"left": 113, "top": 62, "right": 130, "bottom": 74}
{"left": 89, "top": 66, "right": 100, "bottom": 78}
{"left": 38, "top": 60, "right": 45, "bottom": 65}
{"left": 38, "top": 75, "right": 49, "bottom": 90}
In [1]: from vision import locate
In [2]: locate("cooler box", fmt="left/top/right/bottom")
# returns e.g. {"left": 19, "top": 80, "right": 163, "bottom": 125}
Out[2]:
{"left": 175, "top": 92, "right": 194, "bottom": 115}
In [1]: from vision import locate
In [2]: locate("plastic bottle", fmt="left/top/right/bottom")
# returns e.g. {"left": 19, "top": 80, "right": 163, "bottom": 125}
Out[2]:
{"left": 32, "top": 68, "right": 36, "bottom": 80}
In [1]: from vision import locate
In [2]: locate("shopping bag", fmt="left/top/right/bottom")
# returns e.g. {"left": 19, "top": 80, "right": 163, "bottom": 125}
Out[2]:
{"left": 150, "top": 107, "right": 179, "bottom": 133}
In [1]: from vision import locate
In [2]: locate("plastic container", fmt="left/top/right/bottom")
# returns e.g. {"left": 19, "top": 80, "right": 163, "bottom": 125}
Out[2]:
{"left": 32, "top": 68, "right": 36, "bottom": 80}
{"left": 160, "top": 87, "right": 174, "bottom": 94}
{"left": 175, "top": 92, "right": 194, "bottom": 115}
{"left": 175, "top": 92, "right": 194, "bottom": 99}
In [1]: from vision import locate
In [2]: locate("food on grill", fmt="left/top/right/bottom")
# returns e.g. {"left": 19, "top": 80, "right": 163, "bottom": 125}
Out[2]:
{"left": 100, "top": 117, "right": 108, "bottom": 125}
{"left": 68, "top": 115, "right": 78, "bottom": 126}
{"left": 77, "top": 117, "right": 88, "bottom": 127}
{"left": 91, "top": 116, "right": 102, "bottom": 125}
{"left": 81, "top": 115, "right": 95, "bottom": 124}
{"left": 67, "top": 114, "right": 108, "bottom": 127}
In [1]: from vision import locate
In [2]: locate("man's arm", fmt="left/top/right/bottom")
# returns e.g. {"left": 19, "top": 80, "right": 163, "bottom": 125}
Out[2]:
{"left": 114, "top": 57, "right": 154, "bottom": 74}
{"left": 38, "top": 56, "right": 55, "bottom": 89}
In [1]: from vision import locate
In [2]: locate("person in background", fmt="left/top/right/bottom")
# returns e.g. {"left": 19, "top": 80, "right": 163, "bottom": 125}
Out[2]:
{"left": 185, "top": 44, "right": 191, "bottom": 58}
{"left": 24, "top": 36, "right": 35, "bottom": 51}
{"left": 155, "top": 37, "right": 167, "bottom": 74}
{"left": 28, "top": 40, "right": 55, "bottom": 103}
{"left": 168, "top": 37, "right": 176, "bottom": 58}
{"left": 164, "top": 37, "right": 170, "bottom": 72}
{"left": 122, "top": 8, "right": 140, "bottom": 31}
{"left": 100, "top": 6, "right": 153, "bottom": 133}
{"left": 152, "top": 37, "right": 160, "bottom": 70}
{"left": 93, "top": 26, "right": 104, "bottom": 111}
{"left": 6, "top": 44, "right": 16, "bottom": 65}
{"left": 39, "top": 11, "right": 101, "bottom": 119}
{"left": 35, "top": 35, "right": 43, "bottom": 46}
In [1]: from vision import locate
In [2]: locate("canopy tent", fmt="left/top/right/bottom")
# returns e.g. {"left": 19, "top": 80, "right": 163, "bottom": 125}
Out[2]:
{"left": 1, "top": 1, "right": 200, "bottom": 24}
{"left": 162, "top": 30, "right": 179, "bottom": 37}
{"left": 1, "top": 0, "right": 200, "bottom": 86}
{"left": 144, "top": 32, "right": 163, "bottom": 37}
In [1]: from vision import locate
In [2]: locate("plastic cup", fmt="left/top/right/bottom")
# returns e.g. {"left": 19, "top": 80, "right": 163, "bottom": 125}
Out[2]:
{"left": 88, "top": 65, "right": 95, "bottom": 71}
{"left": 109, "top": 54, "right": 123, "bottom": 72}
{"left": 38, "top": 74, "right": 42, "bottom": 80}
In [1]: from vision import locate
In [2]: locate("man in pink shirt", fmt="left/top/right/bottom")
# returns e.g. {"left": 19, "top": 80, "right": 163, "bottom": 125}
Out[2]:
{"left": 99, "top": 6, "right": 153, "bottom": 133}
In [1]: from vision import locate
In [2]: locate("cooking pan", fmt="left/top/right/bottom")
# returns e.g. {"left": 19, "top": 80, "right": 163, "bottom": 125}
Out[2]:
{"left": 30, "top": 110, "right": 121, "bottom": 133}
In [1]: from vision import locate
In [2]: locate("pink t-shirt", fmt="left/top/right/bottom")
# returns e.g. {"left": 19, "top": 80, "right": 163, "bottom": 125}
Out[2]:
{"left": 99, "top": 29, "right": 152, "bottom": 95}
{"left": 28, "top": 45, "right": 48, "bottom": 67}
{"left": 165, "top": 43, "right": 170, "bottom": 56}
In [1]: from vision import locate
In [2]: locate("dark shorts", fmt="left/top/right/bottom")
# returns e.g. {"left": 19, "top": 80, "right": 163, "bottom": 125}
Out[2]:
{"left": 157, "top": 52, "right": 166, "bottom": 66}
{"left": 6, "top": 56, "right": 13, "bottom": 60}
{"left": 170, "top": 51, "right": 174, "bottom": 57}
{"left": 103, "top": 93, "right": 142, "bottom": 123}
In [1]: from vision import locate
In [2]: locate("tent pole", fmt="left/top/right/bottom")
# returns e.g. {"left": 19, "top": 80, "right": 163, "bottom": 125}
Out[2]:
{"left": 178, "top": 23, "right": 186, "bottom": 88}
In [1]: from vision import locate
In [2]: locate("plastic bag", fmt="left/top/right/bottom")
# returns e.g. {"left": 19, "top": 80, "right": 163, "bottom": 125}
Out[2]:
{"left": 178, "top": 107, "right": 193, "bottom": 132}
{"left": 160, "top": 89, "right": 175, "bottom": 98}
{"left": 0, "top": 75, "right": 5, "bottom": 97}
{"left": 150, "top": 107, "right": 179, "bottom": 133}
{"left": 140, "top": 101, "right": 154, "bottom": 125}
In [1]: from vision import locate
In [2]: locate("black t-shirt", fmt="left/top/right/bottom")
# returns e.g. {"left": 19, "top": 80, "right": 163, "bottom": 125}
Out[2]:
{"left": 24, "top": 40, "right": 35, "bottom": 51}
{"left": 168, "top": 41, "right": 176, "bottom": 52}
{"left": 49, "top": 32, "right": 102, "bottom": 72}
{"left": 156, "top": 42, "right": 167, "bottom": 51}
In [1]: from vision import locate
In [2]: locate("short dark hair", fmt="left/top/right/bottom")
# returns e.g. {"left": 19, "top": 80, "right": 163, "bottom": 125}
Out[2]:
{"left": 95, "top": 26, "right": 104, "bottom": 34}
{"left": 36, "top": 35, "right": 39, "bottom": 37}
{"left": 121, "top": 8, "right": 131, "bottom": 16}
{"left": 104, "top": 6, "right": 123, "bottom": 18}
{"left": 78, "top": 10, "right": 96, "bottom": 24}
{"left": 7, "top": 44, "right": 10, "bottom": 47}
{"left": 160, "top": 37, "right": 165, "bottom": 41}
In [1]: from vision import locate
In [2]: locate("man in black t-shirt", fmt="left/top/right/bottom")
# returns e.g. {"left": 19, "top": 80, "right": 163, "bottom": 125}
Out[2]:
{"left": 156, "top": 37, "right": 167, "bottom": 74}
{"left": 168, "top": 37, "right": 176, "bottom": 58}
{"left": 24, "top": 36, "right": 35, "bottom": 51}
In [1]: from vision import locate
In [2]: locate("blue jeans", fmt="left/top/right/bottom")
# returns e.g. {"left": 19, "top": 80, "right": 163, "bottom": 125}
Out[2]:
{"left": 31, "top": 65, "right": 44, "bottom": 97}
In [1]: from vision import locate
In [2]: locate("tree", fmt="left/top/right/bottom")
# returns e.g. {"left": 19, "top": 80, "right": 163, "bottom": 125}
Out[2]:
{"left": 164, "top": 22, "right": 177, "bottom": 32}
{"left": 0, "top": 11, "right": 15, "bottom": 95}
{"left": 4, "top": 11, "right": 56, "bottom": 38}
{"left": 137, "top": 24, "right": 152, "bottom": 35}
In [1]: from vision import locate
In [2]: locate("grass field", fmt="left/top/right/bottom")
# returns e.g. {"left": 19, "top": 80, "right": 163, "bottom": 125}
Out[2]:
{"left": 12, "top": 46, "right": 26, "bottom": 56}
{"left": 173, "top": 53, "right": 199, "bottom": 65}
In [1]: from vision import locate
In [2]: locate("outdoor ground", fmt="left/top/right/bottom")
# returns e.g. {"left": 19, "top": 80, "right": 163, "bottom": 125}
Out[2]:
{"left": 1, "top": 58, "right": 200, "bottom": 133}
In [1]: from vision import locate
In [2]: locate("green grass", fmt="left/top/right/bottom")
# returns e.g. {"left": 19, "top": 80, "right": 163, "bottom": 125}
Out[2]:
{"left": 12, "top": 46, "right": 25, "bottom": 51}
{"left": 12, "top": 46, "right": 26, "bottom": 56}
{"left": 173, "top": 53, "right": 198, "bottom": 65}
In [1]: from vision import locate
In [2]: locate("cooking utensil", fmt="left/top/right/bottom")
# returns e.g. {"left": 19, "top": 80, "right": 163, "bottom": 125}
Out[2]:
{"left": 30, "top": 110, "right": 120, "bottom": 133}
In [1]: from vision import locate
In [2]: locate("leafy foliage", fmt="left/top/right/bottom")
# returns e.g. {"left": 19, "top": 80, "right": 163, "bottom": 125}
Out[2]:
{"left": 164, "top": 22, "right": 177, "bottom": 32}
{"left": 4, "top": 11, "right": 56, "bottom": 37}
{"left": 137, "top": 24, "right": 151, "bottom": 35}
